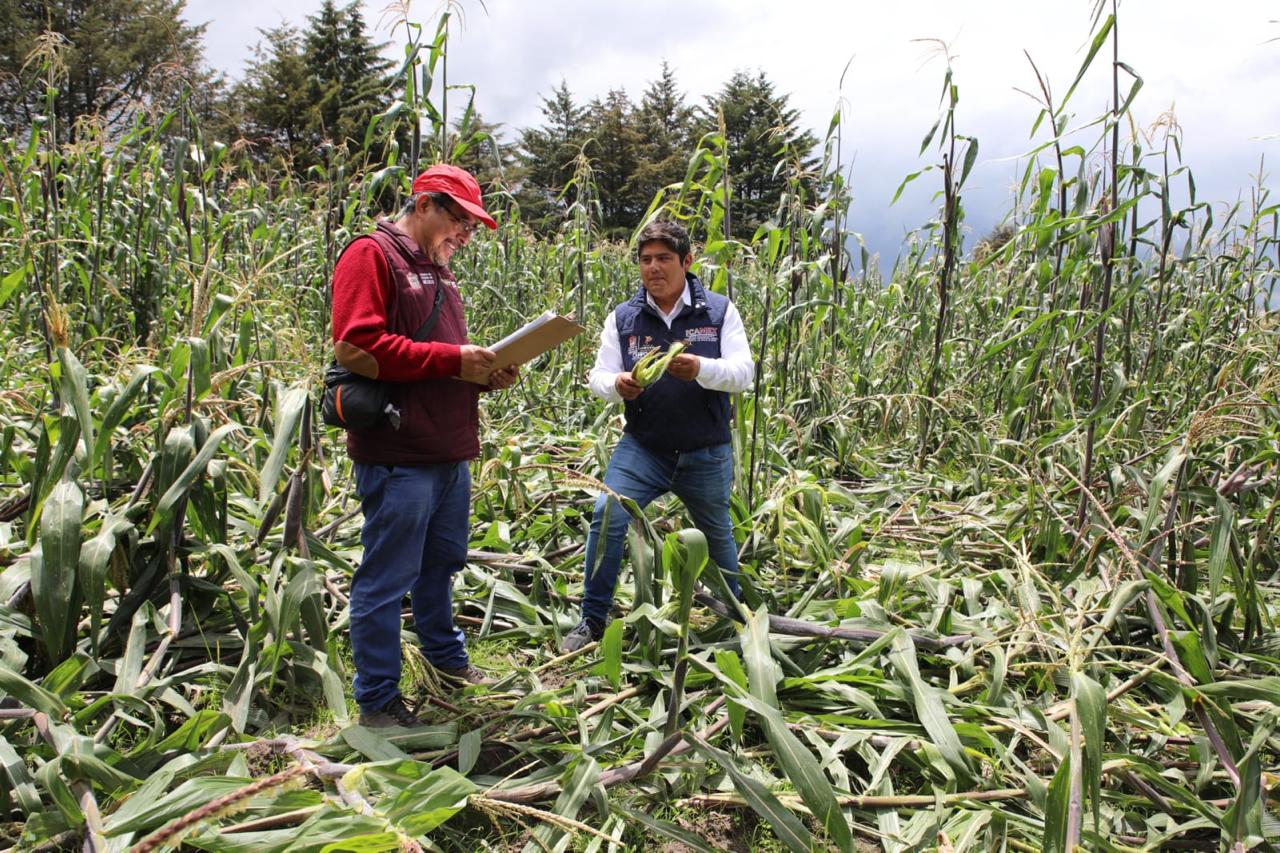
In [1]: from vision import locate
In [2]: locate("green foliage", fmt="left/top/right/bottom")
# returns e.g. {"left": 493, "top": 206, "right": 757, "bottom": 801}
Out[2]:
{"left": 515, "top": 80, "right": 589, "bottom": 231}
{"left": 0, "top": 4, "right": 1278, "bottom": 852}
{"left": 230, "top": 0, "right": 395, "bottom": 176}
{"left": 0, "top": 0, "right": 209, "bottom": 137}
{"left": 701, "top": 70, "right": 819, "bottom": 239}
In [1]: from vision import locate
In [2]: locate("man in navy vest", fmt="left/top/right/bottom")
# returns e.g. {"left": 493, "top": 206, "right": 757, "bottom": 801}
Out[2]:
{"left": 560, "top": 220, "right": 755, "bottom": 652}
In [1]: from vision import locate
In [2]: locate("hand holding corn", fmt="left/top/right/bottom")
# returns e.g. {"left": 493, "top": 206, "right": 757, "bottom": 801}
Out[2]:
{"left": 616, "top": 342, "right": 689, "bottom": 398}
{"left": 631, "top": 342, "right": 687, "bottom": 386}
{"left": 665, "top": 352, "right": 700, "bottom": 381}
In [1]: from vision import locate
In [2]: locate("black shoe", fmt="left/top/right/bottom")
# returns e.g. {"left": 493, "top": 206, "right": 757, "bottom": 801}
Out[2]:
{"left": 558, "top": 617, "right": 606, "bottom": 653}
{"left": 358, "top": 695, "right": 426, "bottom": 728}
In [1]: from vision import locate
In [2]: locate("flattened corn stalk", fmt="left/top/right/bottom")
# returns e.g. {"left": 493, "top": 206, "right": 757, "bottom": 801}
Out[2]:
{"left": 482, "top": 702, "right": 730, "bottom": 804}
{"left": 693, "top": 591, "right": 973, "bottom": 651}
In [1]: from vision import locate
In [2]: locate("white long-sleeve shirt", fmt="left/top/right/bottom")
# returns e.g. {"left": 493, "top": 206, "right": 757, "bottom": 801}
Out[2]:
{"left": 587, "top": 283, "right": 755, "bottom": 404}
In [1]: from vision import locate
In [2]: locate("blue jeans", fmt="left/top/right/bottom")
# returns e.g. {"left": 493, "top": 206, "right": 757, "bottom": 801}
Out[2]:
{"left": 350, "top": 461, "right": 471, "bottom": 712}
{"left": 581, "top": 434, "right": 741, "bottom": 624}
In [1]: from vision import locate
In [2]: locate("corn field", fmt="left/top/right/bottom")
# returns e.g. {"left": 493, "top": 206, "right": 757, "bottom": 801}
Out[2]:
{"left": 1, "top": 4, "right": 1279, "bottom": 852}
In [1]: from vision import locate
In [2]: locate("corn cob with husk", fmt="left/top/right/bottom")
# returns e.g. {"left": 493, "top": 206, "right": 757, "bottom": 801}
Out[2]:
{"left": 631, "top": 341, "right": 686, "bottom": 387}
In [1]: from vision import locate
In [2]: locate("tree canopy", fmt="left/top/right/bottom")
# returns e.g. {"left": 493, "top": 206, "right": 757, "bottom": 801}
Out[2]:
{"left": 0, "top": 0, "right": 208, "bottom": 137}
{"left": 229, "top": 0, "right": 394, "bottom": 175}
{"left": 511, "top": 67, "right": 817, "bottom": 239}
{"left": 701, "top": 70, "right": 820, "bottom": 238}
{"left": 1, "top": 5, "right": 821, "bottom": 237}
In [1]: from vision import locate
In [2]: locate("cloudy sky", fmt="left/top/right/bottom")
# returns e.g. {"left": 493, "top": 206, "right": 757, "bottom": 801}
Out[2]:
{"left": 185, "top": 0, "right": 1280, "bottom": 264}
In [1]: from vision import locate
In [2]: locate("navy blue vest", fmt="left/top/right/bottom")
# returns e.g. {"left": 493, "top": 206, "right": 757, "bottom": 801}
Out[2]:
{"left": 615, "top": 274, "right": 732, "bottom": 452}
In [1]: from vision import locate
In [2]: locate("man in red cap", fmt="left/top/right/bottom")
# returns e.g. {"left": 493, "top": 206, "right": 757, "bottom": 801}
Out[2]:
{"left": 331, "top": 164, "right": 517, "bottom": 728}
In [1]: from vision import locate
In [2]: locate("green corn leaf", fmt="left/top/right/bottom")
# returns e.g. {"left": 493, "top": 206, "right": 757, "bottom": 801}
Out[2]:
{"left": 888, "top": 629, "right": 972, "bottom": 784}
{"left": 78, "top": 514, "right": 134, "bottom": 653}
{"left": 26, "top": 415, "right": 81, "bottom": 543}
{"left": 56, "top": 346, "right": 95, "bottom": 468}
{"left": 33, "top": 478, "right": 84, "bottom": 663}
{"left": 457, "top": 728, "right": 481, "bottom": 775}
{"left": 0, "top": 736, "right": 42, "bottom": 813}
{"left": 384, "top": 758, "right": 481, "bottom": 835}
{"left": 1061, "top": 14, "right": 1114, "bottom": 109}
{"left": 342, "top": 727, "right": 410, "bottom": 762}
{"left": 741, "top": 607, "right": 780, "bottom": 707}
{"left": 1196, "top": 676, "right": 1280, "bottom": 704}
{"left": 1043, "top": 753, "right": 1072, "bottom": 853}
{"left": 1072, "top": 671, "right": 1106, "bottom": 830}
{"left": 42, "top": 652, "right": 98, "bottom": 697}
{"left": 1206, "top": 495, "right": 1235, "bottom": 604}
{"left": 713, "top": 649, "right": 749, "bottom": 739}
{"left": 259, "top": 385, "right": 309, "bottom": 504}
{"left": 727, "top": 690, "right": 855, "bottom": 852}
{"left": 0, "top": 261, "right": 28, "bottom": 309}
{"left": 153, "top": 710, "right": 232, "bottom": 752}
{"left": 0, "top": 659, "right": 68, "bottom": 717}
{"left": 524, "top": 756, "right": 599, "bottom": 853}
{"left": 686, "top": 733, "right": 816, "bottom": 853}
{"left": 318, "top": 833, "right": 402, "bottom": 853}
{"left": 146, "top": 423, "right": 240, "bottom": 535}
{"left": 113, "top": 603, "right": 151, "bottom": 695}
{"left": 594, "top": 617, "right": 624, "bottom": 690}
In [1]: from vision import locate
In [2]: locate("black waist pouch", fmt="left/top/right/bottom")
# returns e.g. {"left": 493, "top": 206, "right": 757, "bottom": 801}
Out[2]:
{"left": 322, "top": 364, "right": 401, "bottom": 430}
{"left": 322, "top": 283, "right": 444, "bottom": 431}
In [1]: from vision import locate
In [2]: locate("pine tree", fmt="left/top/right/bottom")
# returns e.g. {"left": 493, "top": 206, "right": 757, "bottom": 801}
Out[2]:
{"left": 234, "top": 24, "right": 316, "bottom": 170}
{"left": 700, "top": 70, "right": 819, "bottom": 239}
{"left": 515, "top": 81, "right": 588, "bottom": 232}
{"left": 0, "top": 0, "right": 207, "bottom": 137}
{"left": 630, "top": 62, "right": 697, "bottom": 216}
{"left": 583, "top": 89, "right": 644, "bottom": 237}
{"left": 232, "top": 0, "right": 393, "bottom": 175}
{"left": 302, "top": 0, "right": 391, "bottom": 150}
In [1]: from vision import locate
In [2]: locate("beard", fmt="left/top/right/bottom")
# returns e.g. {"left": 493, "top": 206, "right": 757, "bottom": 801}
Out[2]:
{"left": 429, "top": 238, "right": 457, "bottom": 267}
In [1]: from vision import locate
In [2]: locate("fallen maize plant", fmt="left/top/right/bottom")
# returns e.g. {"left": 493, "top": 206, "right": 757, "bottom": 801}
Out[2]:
{"left": 0, "top": 3, "right": 1278, "bottom": 851}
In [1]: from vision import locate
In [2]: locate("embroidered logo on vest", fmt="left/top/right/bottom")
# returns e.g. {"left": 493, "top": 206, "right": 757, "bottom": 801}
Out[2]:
{"left": 684, "top": 326, "right": 719, "bottom": 343}
{"left": 626, "top": 334, "right": 656, "bottom": 360}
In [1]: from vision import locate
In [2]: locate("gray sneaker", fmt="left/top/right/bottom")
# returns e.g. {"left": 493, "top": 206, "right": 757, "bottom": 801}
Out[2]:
{"left": 434, "top": 663, "right": 496, "bottom": 686}
{"left": 358, "top": 695, "right": 426, "bottom": 728}
{"left": 559, "top": 617, "right": 605, "bottom": 653}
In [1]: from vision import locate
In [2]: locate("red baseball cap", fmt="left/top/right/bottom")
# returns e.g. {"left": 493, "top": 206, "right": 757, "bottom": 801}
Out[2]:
{"left": 411, "top": 164, "right": 497, "bottom": 230}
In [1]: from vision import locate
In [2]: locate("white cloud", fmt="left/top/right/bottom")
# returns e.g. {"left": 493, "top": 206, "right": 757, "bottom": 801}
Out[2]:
{"left": 186, "top": 0, "right": 1280, "bottom": 255}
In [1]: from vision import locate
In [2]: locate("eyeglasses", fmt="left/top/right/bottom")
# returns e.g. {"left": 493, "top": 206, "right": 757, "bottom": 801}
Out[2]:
{"left": 437, "top": 199, "right": 479, "bottom": 236}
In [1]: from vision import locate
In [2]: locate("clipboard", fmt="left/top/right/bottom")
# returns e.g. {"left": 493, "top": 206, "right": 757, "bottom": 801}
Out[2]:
{"left": 489, "top": 310, "right": 585, "bottom": 369}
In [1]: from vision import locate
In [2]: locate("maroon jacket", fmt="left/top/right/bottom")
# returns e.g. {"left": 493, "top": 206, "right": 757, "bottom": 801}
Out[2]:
{"left": 331, "top": 221, "right": 480, "bottom": 465}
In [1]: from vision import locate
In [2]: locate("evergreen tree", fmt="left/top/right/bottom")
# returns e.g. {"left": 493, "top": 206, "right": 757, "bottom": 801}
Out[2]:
{"left": 630, "top": 62, "right": 697, "bottom": 216}
{"left": 302, "top": 0, "right": 392, "bottom": 150}
{"left": 234, "top": 24, "right": 315, "bottom": 169}
{"left": 0, "top": 0, "right": 207, "bottom": 137}
{"left": 583, "top": 89, "right": 644, "bottom": 237}
{"left": 515, "top": 81, "right": 588, "bottom": 232}
{"left": 700, "top": 70, "right": 819, "bottom": 239}
{"left": 449, "top": 109, "right": 513, "bottom": 195}
{"left": 231, "top": 0, "right": 392, "bottom": 175}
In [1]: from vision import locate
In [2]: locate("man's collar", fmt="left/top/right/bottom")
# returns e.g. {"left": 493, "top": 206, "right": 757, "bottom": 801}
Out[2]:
{"left": 645, "top": 282, "right": 691, "bottom": 316}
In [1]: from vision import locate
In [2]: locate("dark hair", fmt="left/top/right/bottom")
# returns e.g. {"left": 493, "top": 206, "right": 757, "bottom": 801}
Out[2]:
{"left": 426, "top": 192, "right": 456, "bottom": 210}
{"left": 398, "top": 193, "right": 422, "bottom": 218}
{"left": 635, "top": 220, "right": 691, "bottom": 260}
{"left": 399, "top": 192, "right": 459, "bottom": 219}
